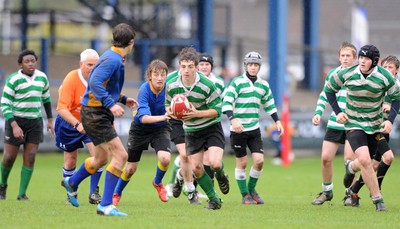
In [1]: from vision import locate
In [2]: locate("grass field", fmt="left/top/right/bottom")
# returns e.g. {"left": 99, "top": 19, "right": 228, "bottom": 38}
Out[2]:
{"left": 0, "top": 152, "right": 399, "bottom": 229}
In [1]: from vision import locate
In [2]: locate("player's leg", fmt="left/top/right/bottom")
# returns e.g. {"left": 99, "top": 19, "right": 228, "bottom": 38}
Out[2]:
{"left": 151, "top": 128, "right": 172, "bottom": 202}
{"left": 86, "top": 142, "right": 103, "bottom": 204}
{"left": 207, "top": 123, "right": 229, "bottom": 195}
{"left": 18, "top": 118, "right": 42, "bottom": 201}
{"left": 311, "top": 140, "right": 338, "bottom": 205}
{"left": 247, "top": 129, "right": 265, "bottom": 204}
{"left": 152, "top": 150, "right": 170, "bottom": 202}
{"left": 375, "top": 135, "right": 393, "bottom": 190}
{"left": 0, "top": 143, "right": 20, "bottom": 200}
{"left": 96, "top": 137, "right": 128, "bottom": 215}
{"left": 348, "top": 131, "right": 386, "bottom": 211}
{"left": 17, "top": 142, "right": 38, "bottom": 200}
{"left": 113, "top": 123, "right": 147, "bottom": 206}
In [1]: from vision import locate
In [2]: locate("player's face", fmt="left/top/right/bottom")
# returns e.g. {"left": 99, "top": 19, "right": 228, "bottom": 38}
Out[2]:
{"left": 382, "top": 62, "right": 398, "bottom": 77}
{"left": 80, "top": 56, "right": 99, "bottom": 79}
{"left": 179, "top": 60, "right": 197, "bottom": 83}
{"left": 246, "top": 63, "right": 260, "bottom": 76}
{"left": 20, "top": 54, "right": 37, "bottom": 76}
{"left": 358, "top": 56, "right": 373, "bottom": 74}
{"left": 150, "top": 69, "right": 167, "bottom": 91}
{"left": 339, "top": 48, "right": 356, "bottom": 68}
{"left": 198, "top": 62, "right": 212, "bottom": 77}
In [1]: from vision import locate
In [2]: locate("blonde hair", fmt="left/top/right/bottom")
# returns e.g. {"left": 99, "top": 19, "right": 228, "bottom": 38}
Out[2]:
{"left": 339, "top": 42, "right": 357, "bottom": 56}
{"left": 145, "top": 59, "right": 168, "bottom": 81}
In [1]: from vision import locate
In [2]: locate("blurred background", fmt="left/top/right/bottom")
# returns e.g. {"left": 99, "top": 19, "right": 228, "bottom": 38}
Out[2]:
{"left": 1, "top": 0, "right": 400, "bottom": 156}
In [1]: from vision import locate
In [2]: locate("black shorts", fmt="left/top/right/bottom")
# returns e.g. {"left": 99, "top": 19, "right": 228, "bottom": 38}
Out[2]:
{"left": 324, "top": 128, "right": 346, "bottom": 144}
{"left": 169, "top": 118, "right": 185, "bottom": 145}
{"left": 230, "top": 128, "right": 264, "bottom": 158}
{"left": 80, "top": 106, "right": 118, "bottom": 146}
{"left": 185, "top": 122, "right": 225, "bottom": 155}
{"left": 4, "top": 117, "right": 43, "bottom": 145}
{"left": 127, "top": 122, "right": 171, "bottom": 162}
{"left": 346, "top": 130, "right": 381, "bottom": 158}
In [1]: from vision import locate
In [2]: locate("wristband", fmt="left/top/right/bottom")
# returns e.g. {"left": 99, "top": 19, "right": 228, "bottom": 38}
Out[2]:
{"left": 74, "top": 121, "right": 81, "bottom": 129}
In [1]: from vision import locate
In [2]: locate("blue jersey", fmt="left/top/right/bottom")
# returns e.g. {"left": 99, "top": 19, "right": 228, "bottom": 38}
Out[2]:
{"left": 134, "top": 81, "right": 168, "bottom": 128}
{"left": 81, "top": 47, "right": 127, "bottom": 108}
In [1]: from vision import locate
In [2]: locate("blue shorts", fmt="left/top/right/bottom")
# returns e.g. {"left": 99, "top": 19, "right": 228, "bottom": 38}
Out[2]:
{"left": 55, "top": 115, "right": 92, "bottom": 152}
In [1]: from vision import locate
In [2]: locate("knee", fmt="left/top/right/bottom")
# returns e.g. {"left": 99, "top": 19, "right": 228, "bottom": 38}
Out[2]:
{"left": 159, "top": 154, "right": 171, "bottom": 166}
{"left": 321, "top": 157, "right": 332, "bottom": 166}
{"left": 382, "top": 151, "right": 394, "bottom": 165}
{"left": 253, "top": 157, "right": 264, "bottom": 168}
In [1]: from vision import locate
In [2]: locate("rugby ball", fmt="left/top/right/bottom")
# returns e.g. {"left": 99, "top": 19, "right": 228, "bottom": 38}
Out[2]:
{"left": 171, "top": 94, "right": 190, "bottom": 119}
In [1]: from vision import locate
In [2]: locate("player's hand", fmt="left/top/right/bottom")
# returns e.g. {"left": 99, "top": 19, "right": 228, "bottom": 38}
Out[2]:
{"left": 110, "top": 104, "right": 125, "bottom": 117}
{"left": 231, "top": 118, "right": 244, "bottom": 134}
{"left": 312, "top": 114, "right": 321, "bottom": 126}
{"left": 275, "top": 120, "right": 284, "bottom": 136}
{"left": 380, "top": 120, "right": 392, "bottom": 134}
{"left": 182, "top": 103, "right": 198, "bottom": 119}
{"left": 382, "top": 104, "right": 391, "bottom": 113}
{"left": 336, "top": 112, "right": 349, "bottom": 124}
{"left": 11, "top": 122, "right": 24, "bottom": 140}
{"left": 47, "top": 118, "right": 55, "bottom": 138}
{"left": 166, "top": 106, "right": 179, "bottom": 120}
{"left": 125, "top": 98, "right": 138, "bottom": 109}
{"left": 76, "top": 122, "right": 86, "bottom": 134}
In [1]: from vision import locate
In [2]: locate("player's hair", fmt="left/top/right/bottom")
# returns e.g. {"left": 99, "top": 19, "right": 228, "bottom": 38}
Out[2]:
{"left": 381, "top": 55, "right": 400, "bottom": 70}
{"left": 80, "top": 49, "right": 99, "bottom": 62}
{"left": 111, "top": 23, "right": 136, "bottom": 48}
{"left": 18, "top": 49, "right": 38, "bottom": 64}
{"left": 146, "top": 59, "right": 168, "bottom": 82}
{"left": 178, "top": 46, "right": 199, "bottom": 66}
{"left": 339, "top": 42, "right": 357, "bottom": 56}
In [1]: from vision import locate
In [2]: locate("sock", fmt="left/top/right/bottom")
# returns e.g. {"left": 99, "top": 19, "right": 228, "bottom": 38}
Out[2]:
{"left": 214, "top": 161, "right": 225, "bottom": 179}
{"left": 100, "top": 164, "right": 122, "bottom": 206}
{"left": 90, "top": 167, "right": 103, "bottom": 194}
{"left": 114, "top": 171, "right": 131, "bottom": 196}
{"left": 248, "top": 167, "right": 262, "bottom": 192}
{"left": 351, "top": 176, "right": 364, "bottom": 193}
{"left": 154, "top": 161, "right": 168, "bottom": 184}
{"left": 19, "top": 166, "right": 33, "bottom": 196}
{"left": 376, "top": 161, "right": 390, "bottom": 189}
{"left": 68, "top": 158, "right": 96, "bottom": 190}
{"left": 196, "top": 172, "right": 219, "bottom": 202}
{"left": 204, "top": 165, "right": 214, "bottom": 180}
{"left": 168, "top": 156, "right": 181, "bottom": 184}
{"left": 184, "top": 181, "right": 195, "bottom": 193}
{"left": 0, "top": 163, "right": 12, "bottom": 185}
{"left": 235, "top": 168, "right": 248, "bottom": 196}
{"left": 322, "top": 182, "right": 333, "bottom": 193}
{"left": 62, "top": 167, "right": 76, "bottom": 178}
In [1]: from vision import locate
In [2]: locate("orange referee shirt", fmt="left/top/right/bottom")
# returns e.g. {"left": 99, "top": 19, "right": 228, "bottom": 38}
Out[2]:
{"left": 56, "top": 69, "right": 87, "bottom": 120}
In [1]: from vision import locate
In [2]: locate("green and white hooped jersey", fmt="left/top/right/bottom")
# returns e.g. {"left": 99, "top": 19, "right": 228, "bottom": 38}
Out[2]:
{"left": 315, "top": 66, "right": 346, "bottom": 131}
{"left": 222, "top": 73, "right": 278, "bottom": 132}
{"left": 166, "top": 71, "right": 222, "bottom": 132}
{"left": 1, "top": 69, "right": 51, "bottom": 120}
{"left": 208, "top": 72, "right": 226, "bottom": 98}
{"left": 324, "top": 65, "right": 400, "bottom": 134}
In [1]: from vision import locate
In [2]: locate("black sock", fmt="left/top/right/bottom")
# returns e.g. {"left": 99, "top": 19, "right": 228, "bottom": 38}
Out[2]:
{"left": 351, "top": 176, "right": 364, "bottom": 193}
{"left": 376, "top": 161, "right": 390, "bottom": 189}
